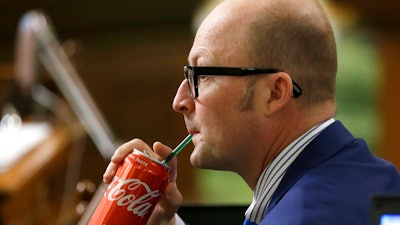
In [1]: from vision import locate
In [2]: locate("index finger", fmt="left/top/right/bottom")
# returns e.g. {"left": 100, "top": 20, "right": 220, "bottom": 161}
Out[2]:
{"left": 103, "top": 138, "right": 152, "bottom": 183}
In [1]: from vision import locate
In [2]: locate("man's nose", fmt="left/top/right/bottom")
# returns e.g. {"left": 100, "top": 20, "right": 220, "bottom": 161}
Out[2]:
{"left": 172, "top": 80, "right": 194, "bottom": 114}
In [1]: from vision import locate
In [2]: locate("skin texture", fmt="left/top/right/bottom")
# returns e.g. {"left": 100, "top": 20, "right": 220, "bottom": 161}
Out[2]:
{"left": 103, "top": 0, "right": 338, "bottom": 224}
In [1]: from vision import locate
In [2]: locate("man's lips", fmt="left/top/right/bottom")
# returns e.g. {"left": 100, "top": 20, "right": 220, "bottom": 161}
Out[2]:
{"left": 187, "top": 129, "right": 199, "bottom": 135}
{"left": 186, "top": 123, "right": 199, "bottom": 135}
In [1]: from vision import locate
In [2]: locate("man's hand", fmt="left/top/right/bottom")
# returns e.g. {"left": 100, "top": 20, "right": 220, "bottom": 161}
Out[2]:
{"left": 103, "top": 139, "right": 182, "bottom": 225}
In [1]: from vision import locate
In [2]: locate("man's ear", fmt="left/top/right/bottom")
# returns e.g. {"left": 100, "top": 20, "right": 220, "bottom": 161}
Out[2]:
{"left": 264, "top": 72, "right": 293, "bottom": 116}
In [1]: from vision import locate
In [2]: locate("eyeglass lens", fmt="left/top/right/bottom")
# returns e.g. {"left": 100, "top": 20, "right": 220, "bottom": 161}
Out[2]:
{"left": 184, "top": 67, "right": 196, "bottom": 98}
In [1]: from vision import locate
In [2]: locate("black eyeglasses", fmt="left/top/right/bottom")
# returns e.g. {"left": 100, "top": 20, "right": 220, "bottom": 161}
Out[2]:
{"left": 183, "top": 66, "right": 302, "bottom": 99}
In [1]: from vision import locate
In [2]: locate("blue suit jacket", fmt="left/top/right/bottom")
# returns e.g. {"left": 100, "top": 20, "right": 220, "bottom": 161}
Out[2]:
{"left": 259, "top": 121, "right": 400, "bottom": 225}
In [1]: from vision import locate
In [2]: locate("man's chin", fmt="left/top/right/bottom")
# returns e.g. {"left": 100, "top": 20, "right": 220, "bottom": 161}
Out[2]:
{"left": 189, "top": 153, "right": 222, "bottom": 170}
{"left": 189, "top": 152, "right": 209, "bottom": 169}
{"left": 189, "top": 153, "right": 202, "bottom": 168}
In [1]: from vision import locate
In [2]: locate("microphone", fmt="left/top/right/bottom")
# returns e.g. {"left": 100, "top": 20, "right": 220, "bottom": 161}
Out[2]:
{"left": 14, "top": 11, "right": 40, "bottom": 94}
{"left": 13, "top": 10, "right": 118, "bottom": 159}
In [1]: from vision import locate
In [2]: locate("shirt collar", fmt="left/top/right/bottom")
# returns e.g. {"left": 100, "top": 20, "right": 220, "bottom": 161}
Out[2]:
{"left": 245, "top": 118, "right": 335, "bottom": 224}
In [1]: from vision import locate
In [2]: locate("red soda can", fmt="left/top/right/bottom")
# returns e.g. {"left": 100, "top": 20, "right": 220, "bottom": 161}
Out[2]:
{"left": 88, "top": 148, "right": 170, "bottom": 225}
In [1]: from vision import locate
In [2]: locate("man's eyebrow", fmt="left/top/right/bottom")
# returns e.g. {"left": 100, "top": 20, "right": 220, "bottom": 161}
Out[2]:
{"left": 188, "top": 47, "right": 217, "bottom": 67}
{"left": 187, "top": 52, "right": 199, "bottom": 66}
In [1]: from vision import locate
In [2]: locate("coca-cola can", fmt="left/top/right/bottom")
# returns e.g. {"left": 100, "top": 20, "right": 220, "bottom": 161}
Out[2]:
{"left": 88, "top": 148, "right": 170, "bottom": 225}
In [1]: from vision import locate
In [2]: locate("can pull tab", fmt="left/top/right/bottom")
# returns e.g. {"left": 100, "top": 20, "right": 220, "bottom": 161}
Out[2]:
{"left": 133, "top": 148, "right": 164, "bottom": 166}
{"left": 142, "top": 150, "right": 155, "bottom": 159}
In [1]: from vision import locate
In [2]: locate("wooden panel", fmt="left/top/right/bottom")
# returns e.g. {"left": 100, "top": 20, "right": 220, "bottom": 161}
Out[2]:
{"left": 0, "top": 121, "right": 86, "bottom": 224}
{"left": 332, "top": 0, "right": 400, "bottom": 26}
{"left": 0, "top": 62, "right": 14, "bottom": 109}
{"left": 0, "top": 0, "right": 201, "bottom": 41}
{"left": 377, "top": 32, "right": 400, "bottom": 168}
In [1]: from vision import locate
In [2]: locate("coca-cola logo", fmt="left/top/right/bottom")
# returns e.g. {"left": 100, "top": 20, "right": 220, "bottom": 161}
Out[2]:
{"left": 105, "top": 177, "right": 161, "bottom": 217}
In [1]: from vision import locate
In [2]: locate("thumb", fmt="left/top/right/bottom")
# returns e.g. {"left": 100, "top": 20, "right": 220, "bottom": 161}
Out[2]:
{"left": 153, "top": 141, "right": 173, "bottom": 159}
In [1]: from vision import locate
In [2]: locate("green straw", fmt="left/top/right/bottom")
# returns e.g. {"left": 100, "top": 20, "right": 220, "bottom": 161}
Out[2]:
{"left": 162, "top": 134, "right": 193, "bottom": 164}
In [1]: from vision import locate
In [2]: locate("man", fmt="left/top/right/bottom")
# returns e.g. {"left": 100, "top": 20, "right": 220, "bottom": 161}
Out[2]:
{"left": 103, "top": 0, "right": 400, "bottom": 224}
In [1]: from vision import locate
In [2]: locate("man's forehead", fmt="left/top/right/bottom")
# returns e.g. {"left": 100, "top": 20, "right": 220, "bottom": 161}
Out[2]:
{"left": 188, "top": 2, "right": 251, "bottom": 66}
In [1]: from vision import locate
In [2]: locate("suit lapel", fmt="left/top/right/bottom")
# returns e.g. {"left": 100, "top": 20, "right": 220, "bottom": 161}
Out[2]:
{"left": 266, "top": 121, "right": 354, "bottom": 213}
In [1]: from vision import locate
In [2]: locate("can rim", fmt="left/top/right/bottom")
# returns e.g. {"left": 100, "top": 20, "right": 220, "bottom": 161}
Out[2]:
{"left": 133, "top": 148, "right": 170, "bottom": 169}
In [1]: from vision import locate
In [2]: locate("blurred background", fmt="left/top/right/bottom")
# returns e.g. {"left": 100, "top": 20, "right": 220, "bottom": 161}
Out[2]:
{"left": 0, "top": 0, "right": 399, "bottom": 224}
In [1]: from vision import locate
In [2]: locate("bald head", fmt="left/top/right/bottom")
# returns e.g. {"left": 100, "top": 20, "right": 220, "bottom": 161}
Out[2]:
{"left": 248, "top": 0, "right": 337, "bottom": 105}
{"left": 194, "top": 0, "right": 337, "bottom": 105}
{"left": 190, "top": 0, "right": 254, "bottom": 67}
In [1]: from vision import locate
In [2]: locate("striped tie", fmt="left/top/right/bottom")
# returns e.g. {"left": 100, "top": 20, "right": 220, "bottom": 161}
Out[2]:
{"left": 243, "top": 219, "right": 257, "bottom": 225}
